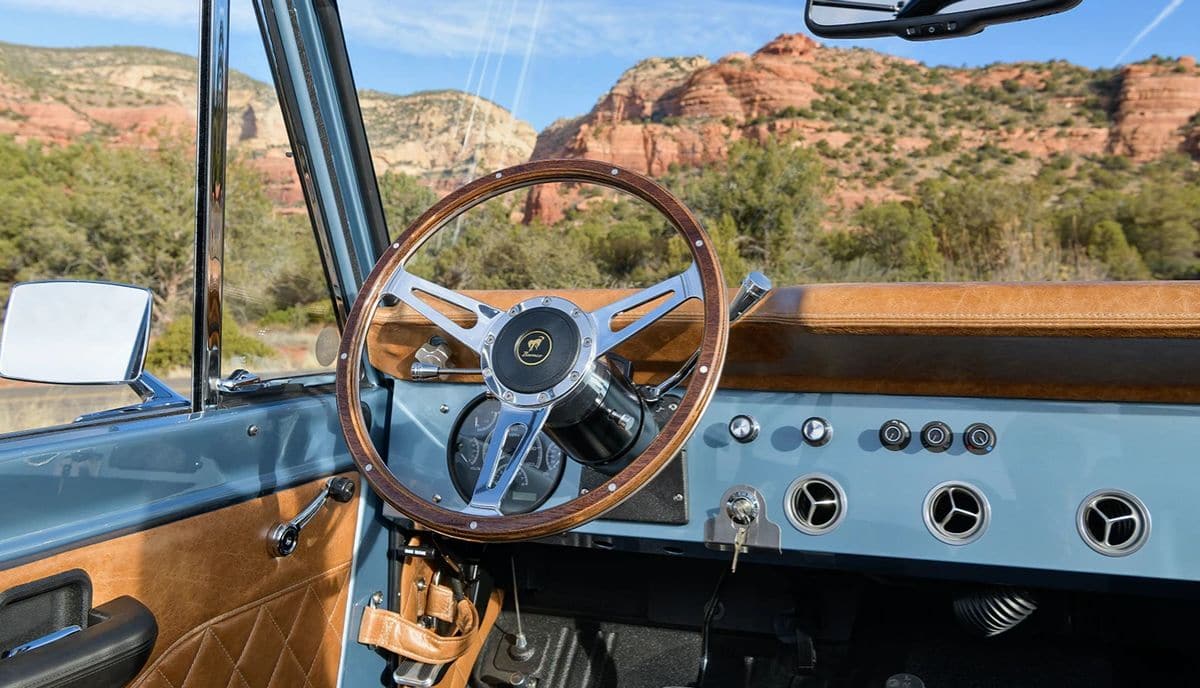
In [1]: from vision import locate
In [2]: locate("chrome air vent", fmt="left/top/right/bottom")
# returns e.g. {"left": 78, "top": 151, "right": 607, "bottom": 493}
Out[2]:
{"left": 785, "top": 475, "right": 846, "bottom": 535}
{"left": 1077, "top": 490, "right": 1150, "bottom": 556}
{"left": 924, "top": 482, "right": 989, "bottom": 545}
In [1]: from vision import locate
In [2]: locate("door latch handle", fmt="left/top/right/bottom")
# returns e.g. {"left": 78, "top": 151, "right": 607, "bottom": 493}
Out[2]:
{"left": 268, "top": 477, "right": 356, "bottom": 557}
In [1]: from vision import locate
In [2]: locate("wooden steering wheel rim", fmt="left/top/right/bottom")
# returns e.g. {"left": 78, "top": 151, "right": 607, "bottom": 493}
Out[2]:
{"left": 336, "top": 158, "right": 729, "bottom": 542}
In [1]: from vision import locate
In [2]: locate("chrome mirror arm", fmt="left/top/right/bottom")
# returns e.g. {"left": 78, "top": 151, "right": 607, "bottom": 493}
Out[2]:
{"left": 74, "top": 372, "right": 190, "bottom": 424}
{"left": 641, "top": 271, "right": 772, "bottom": 403}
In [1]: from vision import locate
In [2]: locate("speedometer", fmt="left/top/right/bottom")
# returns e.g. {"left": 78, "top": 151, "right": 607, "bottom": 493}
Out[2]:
{"left": 447, "top": 394, "right": 568, "bottom": 514}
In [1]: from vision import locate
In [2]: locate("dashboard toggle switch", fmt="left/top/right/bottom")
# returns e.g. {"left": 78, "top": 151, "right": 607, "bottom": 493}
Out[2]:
{"left": 801, "top": 417, "right": 832, "bottom": 447}
{"left": 729, "top": 414, "right": 760, "bottom": 443}
{"left": 879, "top": 419, "right": 911, "bottom": 451}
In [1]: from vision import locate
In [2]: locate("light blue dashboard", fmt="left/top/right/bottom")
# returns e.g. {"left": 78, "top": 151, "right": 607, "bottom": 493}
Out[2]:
{"left": 391, "top": 382, "right": 1200, "bottom": 583}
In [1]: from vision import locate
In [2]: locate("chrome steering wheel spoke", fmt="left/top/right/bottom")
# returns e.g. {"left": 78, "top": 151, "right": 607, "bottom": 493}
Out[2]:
{"left": 464, "top": 403, "right": 551, "bottom": 516}
{"left": 383, "top": 269, "right": 502, "bottom": 353}
{"left": 590, "top": 263, "right": 703, "bottom": 356}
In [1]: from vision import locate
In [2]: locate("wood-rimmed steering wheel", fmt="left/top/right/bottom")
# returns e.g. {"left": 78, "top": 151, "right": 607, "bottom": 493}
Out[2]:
{"left": 336, "top": 159, "right": 728, "bottom": 542}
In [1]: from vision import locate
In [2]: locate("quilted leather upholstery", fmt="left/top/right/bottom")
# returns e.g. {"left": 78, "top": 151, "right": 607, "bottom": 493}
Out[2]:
{"left": 131, "top": 563, "right": 350, "bottom": 688}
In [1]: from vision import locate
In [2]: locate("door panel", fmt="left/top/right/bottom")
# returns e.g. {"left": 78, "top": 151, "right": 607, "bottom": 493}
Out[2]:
{"left": 0, "top": 391, "right": 383, "bottom": 566}
{"left": 0, "top": 472, "right": 358, "bottom": 686}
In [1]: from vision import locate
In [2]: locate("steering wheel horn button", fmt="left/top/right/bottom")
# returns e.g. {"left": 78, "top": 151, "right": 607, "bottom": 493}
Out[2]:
{"left": 479, "top": 295, "right": 597, "bottom": 406}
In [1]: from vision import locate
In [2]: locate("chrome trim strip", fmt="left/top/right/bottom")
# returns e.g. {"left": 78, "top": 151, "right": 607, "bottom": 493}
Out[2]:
{"left": 192, "top": 0, "right": 231, "bottom": 410}
{"left": 334, "top": 474, "right": 370, "bottom": 688}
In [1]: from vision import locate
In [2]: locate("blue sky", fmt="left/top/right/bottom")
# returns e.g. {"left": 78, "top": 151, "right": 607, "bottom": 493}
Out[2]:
{"left": 0, "top": 1, "right": 1196, "bottom": 131}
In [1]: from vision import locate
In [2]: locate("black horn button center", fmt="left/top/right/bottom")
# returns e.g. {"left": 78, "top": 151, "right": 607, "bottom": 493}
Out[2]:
{"left": 492, "top": 308, "right": 581, "bottom": 394}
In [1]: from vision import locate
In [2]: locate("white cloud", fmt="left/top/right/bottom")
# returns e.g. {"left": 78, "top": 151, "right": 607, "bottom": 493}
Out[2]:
{"left": 1113, "top": 0, "right": 1184, "bottom": 65}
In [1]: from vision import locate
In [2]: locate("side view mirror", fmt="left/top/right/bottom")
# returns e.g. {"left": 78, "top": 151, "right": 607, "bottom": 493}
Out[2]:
{"left": 805, "top": 0, "right": 1082, "bottom": 41}
{"left": 0, "top": 280, "right": 187, "bottom": 424}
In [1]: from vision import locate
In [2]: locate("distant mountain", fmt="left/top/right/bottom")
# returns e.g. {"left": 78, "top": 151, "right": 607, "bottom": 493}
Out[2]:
{"left": 529, "top": 33, "right": 1200, "bottom": 221}
{"left": 0, "top": 42, "right": 537, "bottom": 204}
{"left": 3, "top": 36, "right": 1198, "bottom": 221}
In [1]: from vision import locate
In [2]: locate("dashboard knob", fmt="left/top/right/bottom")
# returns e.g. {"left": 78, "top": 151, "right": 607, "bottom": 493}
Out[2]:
{"left": 879, "top": 419, "right": 911, "bottom": 451}
{"left": 963, "top": 423, "right": 997, "bottom": 455}
{"left": 920, "top": 421, "right": 953, "bottom": 453}
{"left": 728, "top": 415, "right": 760, "bottom": 443}
{"left": 801, "top": 417, "right": 832, "bottom": 447}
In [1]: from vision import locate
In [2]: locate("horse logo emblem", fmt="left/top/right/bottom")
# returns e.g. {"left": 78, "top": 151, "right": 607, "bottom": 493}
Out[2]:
{"left": 516, "top": 330, "right": 553, "bottom": 366}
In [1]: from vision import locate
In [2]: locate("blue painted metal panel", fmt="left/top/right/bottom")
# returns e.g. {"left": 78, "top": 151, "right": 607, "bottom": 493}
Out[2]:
{"left": 387, "top": 382, "right": 1200, "bottom": 582}
{"left": 0, "top": 387, "right": 387, "bottom": 568}
{"left": 337, "top": 485, "right": 393, "bottom": 688}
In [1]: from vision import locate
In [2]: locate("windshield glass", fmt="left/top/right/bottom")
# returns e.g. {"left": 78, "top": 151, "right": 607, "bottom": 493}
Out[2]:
{"left": 1, "top": 2, "right": 1195, "bottom": 296}
{"left": 338, "top": 1, "right": 1198, "bottom": 286}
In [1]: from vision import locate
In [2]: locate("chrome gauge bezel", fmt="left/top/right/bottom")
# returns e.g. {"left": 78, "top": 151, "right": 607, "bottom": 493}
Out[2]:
{"left": 446, "top": 393, "right": 568, "bottom": 513}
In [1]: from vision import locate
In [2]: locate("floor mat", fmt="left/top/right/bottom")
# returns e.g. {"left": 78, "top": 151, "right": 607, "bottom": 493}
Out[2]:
{"left": 473, "top": 611, "right": 703, "bottom": 688}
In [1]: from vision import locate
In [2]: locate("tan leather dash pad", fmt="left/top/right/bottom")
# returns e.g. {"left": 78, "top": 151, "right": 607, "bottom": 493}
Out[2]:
{"left": 368, "top": 282, "right": 1200, "bottom": 403}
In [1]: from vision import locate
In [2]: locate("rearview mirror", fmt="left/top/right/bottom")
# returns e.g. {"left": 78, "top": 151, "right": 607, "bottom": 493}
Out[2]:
{"left": 805, "top": 0, "right": 1082, "bottom": 41}
{"left": 0, "top": 281, "right": 153, "bottom": 385}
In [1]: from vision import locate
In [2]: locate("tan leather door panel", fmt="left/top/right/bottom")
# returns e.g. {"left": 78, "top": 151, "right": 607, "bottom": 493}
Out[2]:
{"left": 0, "top": 472, "right": 359, "bottom": 687}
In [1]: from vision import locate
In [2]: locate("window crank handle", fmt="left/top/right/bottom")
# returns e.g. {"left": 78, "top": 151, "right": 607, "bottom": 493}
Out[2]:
{"left": 268, "top": 476, "right": 356, "bottom": 557}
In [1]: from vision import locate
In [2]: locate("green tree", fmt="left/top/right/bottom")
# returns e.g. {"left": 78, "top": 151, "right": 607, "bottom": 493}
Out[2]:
{"left": 830, "top": 201, "right": 943, "bottom": 281}
{"left": 379, "top": 171, "right": 438, "bottom": 237}
{"left": 672, "top": 138, "right": 830, "bottom": 283}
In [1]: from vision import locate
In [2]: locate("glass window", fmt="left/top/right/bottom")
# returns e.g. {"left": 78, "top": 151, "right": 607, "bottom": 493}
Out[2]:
{"left": 0, "top": 16, "right": 202, "bottom": 433}
{"left": 220, "top": 26, "right": 340, "bottom": 379}
{"left": 340, "top": 1, "right": 1198, "bottom": 287}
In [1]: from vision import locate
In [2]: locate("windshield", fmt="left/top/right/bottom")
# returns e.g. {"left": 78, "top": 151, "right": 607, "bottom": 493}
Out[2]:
{"left": 337, "top": 1, "right": 1198, "bottom": 287}
{"left": 0, "top": 1, "right": 1195, "bottom": 304}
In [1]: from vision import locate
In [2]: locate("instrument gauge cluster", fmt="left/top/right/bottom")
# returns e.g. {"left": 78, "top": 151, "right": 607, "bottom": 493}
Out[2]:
{"left": 448, "top": 394, "right": 567, "bottom": 514}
